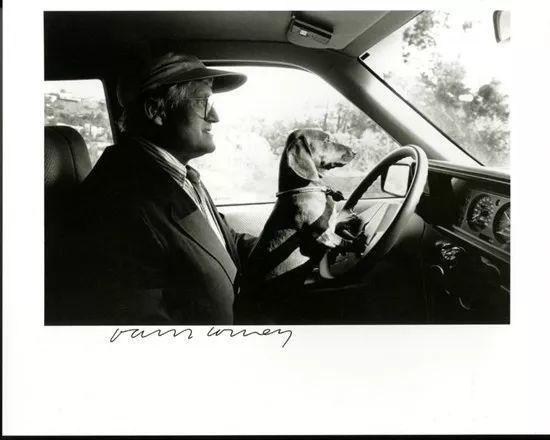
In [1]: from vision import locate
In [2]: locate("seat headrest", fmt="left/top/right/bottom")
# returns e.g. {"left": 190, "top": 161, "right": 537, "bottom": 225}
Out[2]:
{"left": 45, "top": 126, "right": 92, "bottom": 192}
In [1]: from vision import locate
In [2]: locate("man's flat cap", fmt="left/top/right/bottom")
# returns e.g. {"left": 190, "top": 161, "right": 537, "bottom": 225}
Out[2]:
{"left": 117, "top": 52, "right": 247, "bottom": 107}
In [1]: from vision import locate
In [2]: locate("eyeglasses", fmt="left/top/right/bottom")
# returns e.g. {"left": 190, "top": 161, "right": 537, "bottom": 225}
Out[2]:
{"left": 187, "top": 95, "right": 215, "bottom": 119}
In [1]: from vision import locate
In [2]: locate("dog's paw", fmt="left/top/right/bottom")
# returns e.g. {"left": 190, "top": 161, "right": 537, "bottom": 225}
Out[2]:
{"left": 337, "top": 234, "right": 367, "bottom": 256}
{"left": 335, "top": 211, "right": 363, "bottom": 240}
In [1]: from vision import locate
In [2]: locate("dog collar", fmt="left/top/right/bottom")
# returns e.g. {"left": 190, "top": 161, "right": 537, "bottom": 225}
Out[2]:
{"left": 276, "top": 186, "right": 345, "bottom": 201}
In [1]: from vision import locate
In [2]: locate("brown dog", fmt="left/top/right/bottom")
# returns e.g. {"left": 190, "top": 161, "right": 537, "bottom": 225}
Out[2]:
{"left": 243, "top": 128, "right": 359, "bottom": 292}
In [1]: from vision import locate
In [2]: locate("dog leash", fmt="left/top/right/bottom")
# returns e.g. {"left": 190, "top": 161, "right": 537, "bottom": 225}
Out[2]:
{"left": 276, "top": 186, "right": 345, "bottom": 201}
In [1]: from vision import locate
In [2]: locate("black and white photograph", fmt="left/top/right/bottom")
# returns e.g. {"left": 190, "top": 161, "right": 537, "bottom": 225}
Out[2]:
{"left": 4, "top": 0, "right": 550, "bottom": 436}
{"left": 44, "top": 10, "right": 510, "bottom": 325}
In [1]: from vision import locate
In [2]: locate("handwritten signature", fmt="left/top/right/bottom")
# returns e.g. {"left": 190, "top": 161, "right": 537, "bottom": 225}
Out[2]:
{"left": 109, "top": 326, "right": 293, "bottom": 348}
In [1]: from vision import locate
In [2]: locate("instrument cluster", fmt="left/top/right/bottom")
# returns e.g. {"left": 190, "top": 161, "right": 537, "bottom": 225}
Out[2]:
{"left": 459, "top": 190, "right": 510, "bottom": 252}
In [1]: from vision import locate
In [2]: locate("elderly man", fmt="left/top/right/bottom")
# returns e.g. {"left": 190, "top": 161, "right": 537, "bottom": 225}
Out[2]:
{"left": 64, "top": 53, "right": 257, "bottom": 324}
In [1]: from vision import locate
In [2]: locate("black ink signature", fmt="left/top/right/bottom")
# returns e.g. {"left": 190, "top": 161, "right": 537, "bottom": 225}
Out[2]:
{"left": 108, "top": 326, "right": 293, "bottom": 348}
{"left": 109, "top": 327, "right": 194, "bottom": 342}
{"left": 207, "top": 326, "right": 293, "bottom": 348}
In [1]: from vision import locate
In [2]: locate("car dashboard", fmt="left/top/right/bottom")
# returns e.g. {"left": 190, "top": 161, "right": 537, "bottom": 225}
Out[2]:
{"left": 416, "top": 160, "right": 510, "bottom": 323}
{"left": 455, "top": 188, "right": 510, "bottom": 256}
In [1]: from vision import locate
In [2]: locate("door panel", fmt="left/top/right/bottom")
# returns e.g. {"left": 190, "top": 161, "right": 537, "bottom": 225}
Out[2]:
{"left": 218, "top": 203, "right": 274, "bottom": 236}
{"left": 218, "top": 197, "right": 404, "bottom": 237}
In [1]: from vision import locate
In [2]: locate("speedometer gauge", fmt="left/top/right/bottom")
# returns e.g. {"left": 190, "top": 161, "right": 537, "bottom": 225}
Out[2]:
{"left": 493, "top": 203, "right": 510, "bottom": 244}
{"left": 467, "top": 194, "right": 495, "bottom": 231}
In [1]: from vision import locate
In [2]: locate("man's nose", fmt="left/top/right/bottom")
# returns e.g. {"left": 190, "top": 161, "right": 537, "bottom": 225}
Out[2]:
{"left": 206, "top": 106, "right": 219, "bottom": 123}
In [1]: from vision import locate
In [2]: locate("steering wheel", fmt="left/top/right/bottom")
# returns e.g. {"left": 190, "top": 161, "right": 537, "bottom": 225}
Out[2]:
{"left": 319, "top": 145, "right": 428, "bottom": 279}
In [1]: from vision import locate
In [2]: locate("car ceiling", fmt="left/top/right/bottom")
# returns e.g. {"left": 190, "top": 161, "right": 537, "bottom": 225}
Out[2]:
{"left": 44, "top": 10, "right": 419, "bottom": 79}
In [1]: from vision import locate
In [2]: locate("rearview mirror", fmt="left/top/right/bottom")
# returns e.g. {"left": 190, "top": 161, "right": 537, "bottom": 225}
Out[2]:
{"left": 382, "top": 163, "right": 410, "bottom": 197}
{"left": 494, "top": 10, "right": 510, "bottom": 43}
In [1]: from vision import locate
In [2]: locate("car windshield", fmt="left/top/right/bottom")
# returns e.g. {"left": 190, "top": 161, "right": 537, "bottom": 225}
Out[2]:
{"left": 365, "top": 10, "right": 510, "bottom": 169}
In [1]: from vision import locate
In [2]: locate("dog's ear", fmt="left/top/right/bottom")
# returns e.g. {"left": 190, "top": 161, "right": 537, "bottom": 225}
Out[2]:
{"left": 286, "top": 134, "right": 319, "bottom": 181}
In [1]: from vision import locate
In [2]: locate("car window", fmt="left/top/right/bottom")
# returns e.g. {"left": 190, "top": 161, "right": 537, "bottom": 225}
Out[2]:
{"left": 44, "top": 79, "right": 113, "bottom": 166}
{"left": 365, "top": 11, "right": 510, "bottom": 169}
{"left": 191, "top": 66, "right": 400, "bottom": 205}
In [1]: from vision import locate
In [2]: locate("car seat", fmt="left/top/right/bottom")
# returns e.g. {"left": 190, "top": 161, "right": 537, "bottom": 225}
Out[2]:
{"left": 44, "top": 125, "right": 92, "bottom": 323}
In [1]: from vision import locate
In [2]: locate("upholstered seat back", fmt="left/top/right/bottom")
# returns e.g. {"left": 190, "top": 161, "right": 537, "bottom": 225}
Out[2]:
{"left": 45, "top": 126, "right": 92, "bottom": 323}
{"left": 45, "top": 125, "right": 92, "bottom": 197}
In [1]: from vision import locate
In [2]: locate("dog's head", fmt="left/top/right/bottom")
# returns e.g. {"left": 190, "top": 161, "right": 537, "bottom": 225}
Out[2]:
{"left": 282, "top": 128, "right": 356, "bottom": 183}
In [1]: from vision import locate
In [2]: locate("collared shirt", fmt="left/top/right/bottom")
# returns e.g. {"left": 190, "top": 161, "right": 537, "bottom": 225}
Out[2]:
{"left": 134, "top": 136, "right": 227, "bottom": 248}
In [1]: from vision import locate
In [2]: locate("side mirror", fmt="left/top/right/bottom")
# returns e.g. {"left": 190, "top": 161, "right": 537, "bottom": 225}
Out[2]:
{"left": 494, "top": 10, "right": 510, "bottom": 43}
{"left": 382, "top": 163, "right": 411, "bottom": 197}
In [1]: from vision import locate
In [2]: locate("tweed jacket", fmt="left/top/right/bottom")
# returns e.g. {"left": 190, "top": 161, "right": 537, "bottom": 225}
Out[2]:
{"left": 60, "top": 137, "right": 257, "bottom": 324}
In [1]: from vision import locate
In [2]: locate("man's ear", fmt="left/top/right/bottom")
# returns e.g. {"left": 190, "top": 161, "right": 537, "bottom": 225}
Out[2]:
{"left": 286, "top": 134, "right": 319, "bottom": 181}
{"left": 143, "top": 97, "right": 165, "bottom": 127}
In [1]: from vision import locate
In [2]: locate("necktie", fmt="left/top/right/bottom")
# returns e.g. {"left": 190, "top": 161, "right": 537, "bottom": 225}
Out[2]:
{"left": 185, "top": 167, "right": 227, "bottom": 247}
{"left": 186, "top": 166, "right": 241, "bottom": 295}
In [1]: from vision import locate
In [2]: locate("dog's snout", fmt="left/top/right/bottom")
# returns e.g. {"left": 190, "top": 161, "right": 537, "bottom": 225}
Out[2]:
{"left": 341, "top": 146, "right": 356, "bottom": 161}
